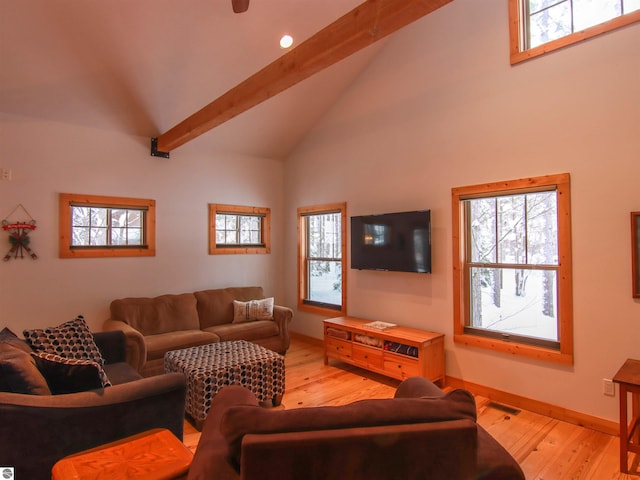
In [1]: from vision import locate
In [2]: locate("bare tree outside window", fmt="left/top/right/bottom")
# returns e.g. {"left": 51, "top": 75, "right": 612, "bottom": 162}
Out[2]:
{"left": 298, "top": 203, "right": 347, "bottom": 315}
{"left": 208, "top": 204, "right": 270, "bottom": 255}
{"left": 59, "top": 193, "right": 155, "bottom": 258}
{"left": 467, "top": 191, "right": 559, "bottom": 342}
{"left": 71, "top": 206, "right": 143, "bottom": 247}
{"left": 306, "top": 212, "right": 342, "bottom": 306}
{"left": 452, "top": 174, "right": 573, "bottom": 364}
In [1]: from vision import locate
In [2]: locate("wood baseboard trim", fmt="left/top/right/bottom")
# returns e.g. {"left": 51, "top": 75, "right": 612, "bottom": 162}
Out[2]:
{"left": 292, "top": 333, "right": 618, "bottom": 436}
{"left": 290, "top": 331, "right": 324, "bottom": 348}
{"left": 446, "top": 376, "right": 619, "bottom": 437}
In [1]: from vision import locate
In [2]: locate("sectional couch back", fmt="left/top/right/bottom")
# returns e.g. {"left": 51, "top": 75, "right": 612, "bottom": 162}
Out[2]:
{"left": 105, "top": 286, "right": 292, "bottom": 377}
{"left": 110, "top": 293, "right": 200, "bottom": 336}
{"left": 187, "top": 379, "right": 526, "bottom": 480}
{"left": 195, "top": 286, "right": 265, "bottom": 328}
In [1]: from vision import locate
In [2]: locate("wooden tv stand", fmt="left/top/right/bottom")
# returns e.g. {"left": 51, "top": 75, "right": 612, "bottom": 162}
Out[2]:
{"left": 323, "top": 316, "right": 445, "bottom": 385}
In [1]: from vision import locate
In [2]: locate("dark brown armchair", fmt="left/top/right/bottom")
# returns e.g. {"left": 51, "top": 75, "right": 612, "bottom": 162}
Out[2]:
{"left": 0, "top": 330, "right": 187, "bottom": 480}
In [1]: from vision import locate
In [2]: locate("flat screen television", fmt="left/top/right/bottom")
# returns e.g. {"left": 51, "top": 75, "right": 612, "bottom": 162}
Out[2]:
{"left": 350, "top": 210, "right": 431, "bottom": 273}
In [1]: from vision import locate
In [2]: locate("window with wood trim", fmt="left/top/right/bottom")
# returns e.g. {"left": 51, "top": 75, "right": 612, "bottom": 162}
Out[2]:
{"left": 298, "top": 203, "right": 347, "bottom": 316}
{"left": 59, "top": 193, "right": 155, "bottom": 258}
{"left": 452, "top": 174, "right": 573, "bottom": 364}
{"left": 509, "top": 0, "right": 640, "bottom": 64}
{"left": 209, "top": 204, "right": 270, "bottom": 254}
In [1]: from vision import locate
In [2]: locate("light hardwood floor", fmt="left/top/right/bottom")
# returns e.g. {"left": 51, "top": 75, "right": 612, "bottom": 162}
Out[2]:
{"left": 184, "top": 336, "right": 638, "bottom": 479}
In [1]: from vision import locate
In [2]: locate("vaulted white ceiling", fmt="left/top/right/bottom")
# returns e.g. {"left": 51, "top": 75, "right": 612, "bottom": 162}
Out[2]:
{"left": 0, "top": 0, "right": 387, "bottom": 159}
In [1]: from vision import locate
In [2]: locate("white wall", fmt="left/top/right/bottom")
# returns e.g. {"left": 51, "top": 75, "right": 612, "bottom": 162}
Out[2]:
{"left": 283, "top": 0, "right": 640, "bottom": 422}
{"left": 0, "top": 114, "right": 285, "bottom": 333}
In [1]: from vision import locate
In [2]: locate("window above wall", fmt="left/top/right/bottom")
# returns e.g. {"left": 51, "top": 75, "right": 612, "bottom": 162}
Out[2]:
{"left": 59, "top": 193, "right": 155, "bottom": 258}
{"left": 509, "top": 0, "right": 640, "bottom": 64}
{"left": 208, "top": 204, "right": 271, "bottom": 255}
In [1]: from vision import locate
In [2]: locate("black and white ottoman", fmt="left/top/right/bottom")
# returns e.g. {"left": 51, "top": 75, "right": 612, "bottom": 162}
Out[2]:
{"left": 164, "top": 340, "right": 285, "bottom": 430}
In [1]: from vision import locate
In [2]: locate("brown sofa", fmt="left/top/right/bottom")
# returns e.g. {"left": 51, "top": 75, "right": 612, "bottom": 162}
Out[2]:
{"left": 187, "top": 376, "right": 525, "bottom": 480}
{"left": 104, "top": 286, "right": 293, "bottom": 376}
{"left": 0, "top": 330, "right": 187, "bottom": 480}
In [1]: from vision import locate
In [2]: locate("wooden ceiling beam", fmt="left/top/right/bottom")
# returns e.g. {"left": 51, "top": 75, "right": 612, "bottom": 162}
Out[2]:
{"left": 152, "top": 0, "right": 453, "bottom": 156}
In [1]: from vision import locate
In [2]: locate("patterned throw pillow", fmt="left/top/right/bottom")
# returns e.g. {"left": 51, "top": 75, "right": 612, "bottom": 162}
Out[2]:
{"left": 232, "top": 297, "right": 274, "bottom": 324}
{"left": 31, "top": 352, "right": 111, "bottom": 394}
{"left": 23, "top": 315, "right": 105, "bottom": 366}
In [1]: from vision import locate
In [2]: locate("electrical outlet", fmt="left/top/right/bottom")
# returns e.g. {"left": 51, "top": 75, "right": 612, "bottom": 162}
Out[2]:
{"left": 0, "top": 168, "right": 11, "bottom": 181}
{"left": 603, "top": 378, "right": 615, "bottom": 396}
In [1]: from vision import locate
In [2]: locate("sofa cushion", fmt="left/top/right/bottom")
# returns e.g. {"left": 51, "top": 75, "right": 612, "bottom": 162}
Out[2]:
{"left": 204, "top": 321, "right": 279, "bottom": 343}
{"left": 103, "top": 361, "right": 143, "bottom": 385}
{"left": 0, "top": 342, "right": 52, "bottom": 394}
{"left": 145, "top": 330, "right": 219, "bottom": 361}
{"left": 232, "top": 298, "right": 274, "bottom": 323}
{"left": 0, "top": 327, "right": 33, "bottom": 354}
{"left": 23, "top": 315, "right": 105, "bottom": 366}
{"left": 32, "top": 352, "right": 111, "bottom": 394}
{"left": 110, "top": 293, "right": 200, "bottom": 335}
{"left": 195, "top": 287, "right": 265, "bottom": 329}
{"left": 221, "top": 389, "right": 477, "bottom": 462}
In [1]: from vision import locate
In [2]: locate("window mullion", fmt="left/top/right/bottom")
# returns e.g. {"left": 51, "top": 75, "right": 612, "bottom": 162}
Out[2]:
{"left": 106, "top": 208, "right": 112, "bottom": 247}
{"left": 87, "top": 207, "right": 93, "bottom": 245}
{"left": 570, "top": 0, "right": 575, "bottom": 33}
{"left": 524, "top": 195, "right": 529, "bottom": 264}
{"left": 234, "top": 214, "right": 241, "bottom": 244}
{"left": 494, "top": 198, "right": 499, "bottom": 264}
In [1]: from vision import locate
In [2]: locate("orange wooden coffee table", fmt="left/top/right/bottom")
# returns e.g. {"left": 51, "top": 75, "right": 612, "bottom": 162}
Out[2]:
{"left": 52, "top": 428, "right": 193, "bottom": 480}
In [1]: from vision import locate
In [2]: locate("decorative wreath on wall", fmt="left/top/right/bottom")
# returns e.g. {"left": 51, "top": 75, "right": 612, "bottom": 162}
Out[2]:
{"left": 2, "top": 204, "right": 38, "bottom": 261}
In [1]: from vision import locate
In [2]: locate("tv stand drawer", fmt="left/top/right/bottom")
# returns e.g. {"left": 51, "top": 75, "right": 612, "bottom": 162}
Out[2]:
{"left": 325, "top": 336, "right": 352, "bottom": 360}
{"left": 353, "top": 344, "right": 384, "bottom": 369}
{"left": 384, "top": 355, "right": 420, "bottom": 379}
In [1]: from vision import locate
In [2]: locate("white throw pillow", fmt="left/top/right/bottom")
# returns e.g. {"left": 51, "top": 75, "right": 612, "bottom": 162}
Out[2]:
{"left": 232, "top": 298, "right": 274, "bottom": 323}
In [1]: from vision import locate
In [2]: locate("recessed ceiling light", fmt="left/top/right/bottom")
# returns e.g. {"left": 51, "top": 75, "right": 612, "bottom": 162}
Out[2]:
{"left": 280, "top": 34, "right": 293, "bottom": 49}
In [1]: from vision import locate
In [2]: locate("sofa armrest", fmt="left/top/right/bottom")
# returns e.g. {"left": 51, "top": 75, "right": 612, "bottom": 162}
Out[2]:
{"left": 0, "top": 372, "right": 187, "bottom": 480}
{"left": 394, "top": 378, "right": 525, "bottom": 480}
{"left": 394, "top": 376, "right": 445, "bottom": 399}
{"left": 188, "top": 386, "right": 259, "bottom": 480}
{"left": 272, "top": 305, "right": 293, "bottom": 350}
{"left": 93, "top": 330, "right": 127, "bottom": 364}
{"left": 104, "top": 318, "right": 147, "bottom": 373}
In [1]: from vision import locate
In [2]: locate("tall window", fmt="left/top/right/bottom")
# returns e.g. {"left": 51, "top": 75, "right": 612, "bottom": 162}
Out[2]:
{"left": 208, "top": 204, "right": 270, "bottom": 255}
{"left": 298, "top": 203, "right": 347, "bottom": 315}
{"left": 452, "top": 174, "right": 573, "bottom": 364}
{"left": 59, "top": 193, "right": 155, "bottom": 258}
{"left": 509, "top": 0, "right": 640, "bottom": 64}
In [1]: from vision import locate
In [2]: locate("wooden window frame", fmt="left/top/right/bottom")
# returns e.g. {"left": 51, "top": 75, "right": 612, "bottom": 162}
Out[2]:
{"left": 509, "top": 0, "right": 640, "bottom": 65}
{"left": 59, "top": 193, "right": 155, "bottom": 259}
{"left": 297, "top": 202, "right": 347, "bottom": 316}
{"left": 632, "top": 212, "right": 640, "bottom": 298}
{"left": 452, "top": 173, "right": 573, "bottom": 365}
{"left": 208, "top": 204, "right": 271, "bottom": 255}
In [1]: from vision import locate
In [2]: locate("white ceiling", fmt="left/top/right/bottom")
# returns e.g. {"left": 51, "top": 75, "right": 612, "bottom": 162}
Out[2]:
{"left": 0, "top": 0, "right": 387, "bottom": 159}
